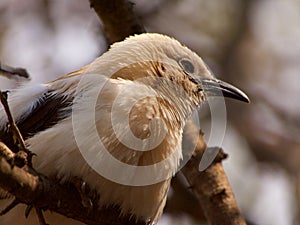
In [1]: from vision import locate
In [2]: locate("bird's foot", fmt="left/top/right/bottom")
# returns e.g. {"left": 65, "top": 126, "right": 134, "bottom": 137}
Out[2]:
{"left": 70, "top": 177, "right": 93, "bottom": 210}
{"left": 0, "top": 199, "right": 49, "bottom": 225}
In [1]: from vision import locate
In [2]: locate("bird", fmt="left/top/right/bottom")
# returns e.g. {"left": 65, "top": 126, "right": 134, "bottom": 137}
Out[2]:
{"left": 0, "top": 33, "right": 249, "bottom": 225}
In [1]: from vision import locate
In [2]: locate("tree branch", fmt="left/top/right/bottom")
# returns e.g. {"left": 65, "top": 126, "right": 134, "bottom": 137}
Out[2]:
{"left": 89, "top": 0, "right": 146, "bottom": 44}
{"left": 0, "top": 153, "right": 148, "bottom": 225}
{"left": 181, "top": 122, "right": 246, "bottom": 225}
{"left": 0, "top": 62, "right": 30, "bottom": 80}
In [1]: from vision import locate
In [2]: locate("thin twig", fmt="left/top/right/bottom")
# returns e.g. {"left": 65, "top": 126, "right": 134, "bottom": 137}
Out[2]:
{"left": 0, "top": 91, "right": 26, "bottom": 151}
{"left": 0, "top": 62, "right": 30, "bottom": 80}
{"left": 0, "top": 91, "right": 32, "bottom": 167}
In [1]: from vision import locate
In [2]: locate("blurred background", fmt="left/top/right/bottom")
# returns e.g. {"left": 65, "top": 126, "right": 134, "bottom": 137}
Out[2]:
{"left": 0, "top": 0, "right": 299, "bottom": 224}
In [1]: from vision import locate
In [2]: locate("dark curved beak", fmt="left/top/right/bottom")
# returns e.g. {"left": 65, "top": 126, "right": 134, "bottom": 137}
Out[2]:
{"left": 201, "top": 79, "right": 250, "bottom": 103}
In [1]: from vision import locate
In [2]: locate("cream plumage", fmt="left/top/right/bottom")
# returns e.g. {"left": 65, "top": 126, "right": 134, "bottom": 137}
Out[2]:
{"left": 0, "top": 33, "right": 249, "bottom": 225}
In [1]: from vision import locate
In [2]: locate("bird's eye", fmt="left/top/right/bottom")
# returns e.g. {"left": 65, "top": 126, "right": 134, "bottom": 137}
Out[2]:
{"left": 179, "top": 59, "right": 195, "bottom": 74}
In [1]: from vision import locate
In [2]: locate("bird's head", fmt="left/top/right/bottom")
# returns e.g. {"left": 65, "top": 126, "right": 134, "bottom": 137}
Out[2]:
{"left": 92, "top": 33, "right": 249, "bottom": 107}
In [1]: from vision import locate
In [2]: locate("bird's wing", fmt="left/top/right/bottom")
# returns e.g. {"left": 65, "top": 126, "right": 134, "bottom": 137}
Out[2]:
{"left": 0, "top": 84, "right": 73, "bottom": 152}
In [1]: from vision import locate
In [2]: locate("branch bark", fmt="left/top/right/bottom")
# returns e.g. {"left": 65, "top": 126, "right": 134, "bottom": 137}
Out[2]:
{"left": 0, "top": 151, "right": 148, "bottom": 225}
{"left": 181, "top": 122, "right": 246, "bottom": 225}
{"left": 89, "top": 0, "right": 146, "bottom": 44}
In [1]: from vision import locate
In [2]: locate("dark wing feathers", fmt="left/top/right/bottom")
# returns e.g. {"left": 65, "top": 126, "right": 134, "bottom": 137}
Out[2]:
{"left": 0, "top": 91, "right": 73, "bottom": 152}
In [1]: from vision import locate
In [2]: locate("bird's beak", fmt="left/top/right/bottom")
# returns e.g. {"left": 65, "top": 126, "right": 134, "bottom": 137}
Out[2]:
{"left": 200, "top": 78, "right": 250, "bottom": 103}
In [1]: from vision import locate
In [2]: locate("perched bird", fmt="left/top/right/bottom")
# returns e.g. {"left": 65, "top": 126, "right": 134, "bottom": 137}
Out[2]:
{"left": 0, "top": 33, "right": 249, "bottom": 225}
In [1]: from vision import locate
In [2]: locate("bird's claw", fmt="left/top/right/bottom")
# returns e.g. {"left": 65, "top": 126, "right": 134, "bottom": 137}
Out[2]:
{"left": 0, "top": 198, "right": 20, "bottom": 216}
{"left": 70, "top": 177, "right": 94, "bottom": 211}
{"left": 25, "top": 204, "right": 34, "bottom": 218}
